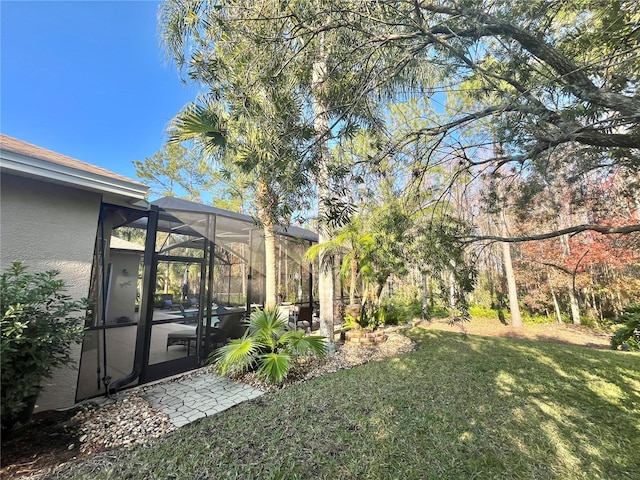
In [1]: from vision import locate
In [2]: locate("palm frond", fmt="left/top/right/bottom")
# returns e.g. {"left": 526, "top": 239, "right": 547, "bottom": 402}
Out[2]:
{"left": 168, "top": 99, "right": 228, "bottom": 155}
{"left": 249, "top": 308, "right": 287, "bottom": 348}
{"left": 281, "top": 330, "right": 328, "bottom": 358}
{"left": 257, "top": 352, "right": 291, "bottom": 384}
{"left": 209, "top": 332, "right": 260, "bottom": 375}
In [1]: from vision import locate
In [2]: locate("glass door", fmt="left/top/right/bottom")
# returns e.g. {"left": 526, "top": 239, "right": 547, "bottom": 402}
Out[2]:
{"left": 141, "top": 255, "right": 205, "bottom": 382}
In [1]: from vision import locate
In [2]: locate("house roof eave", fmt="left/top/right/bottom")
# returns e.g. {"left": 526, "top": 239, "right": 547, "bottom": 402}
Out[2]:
{"left": 0, "top": 135, "right": 148, "bottom": 202}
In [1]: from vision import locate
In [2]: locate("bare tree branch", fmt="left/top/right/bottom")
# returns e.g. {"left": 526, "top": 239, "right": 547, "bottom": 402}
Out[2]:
{"left": 463, "top": 224, "right": 640, "bottom": 244}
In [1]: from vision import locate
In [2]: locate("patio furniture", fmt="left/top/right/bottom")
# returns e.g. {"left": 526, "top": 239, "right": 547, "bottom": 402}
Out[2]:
{"left": 295, "top": 305, "right": 313, "bottom": 330}
{"left": 157, "top": 293, "right": 176, "bottom": 310}
{"left": 166, "top": 329, "right": 198, "bottom": 354}
{"left": 166, "top": 307, "right": 248, "bottom": 354}
{"left": 215, "top": 307, "right": 248, "bottom": 342}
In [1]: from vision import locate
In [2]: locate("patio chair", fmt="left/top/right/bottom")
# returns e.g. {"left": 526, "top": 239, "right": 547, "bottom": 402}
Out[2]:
{"left": 211, "top": 307, "right": 248, "bottom": 346}
{"left": 278, "top": 304, "right": 294, "bottom": 325}
{"left": 162, "top": 298, "right": 174, "bottom": 310}
{"left": 158, "top": 293, "right": 176, "bottom": 310}
{"left": 295, "top": 305, "right": 313, "bottom": 330}
{"left": 166, "top": 308, "right": 248, "bottom": 354}
{"left": 166, "top": 328, "right": 198, "bottom": 354}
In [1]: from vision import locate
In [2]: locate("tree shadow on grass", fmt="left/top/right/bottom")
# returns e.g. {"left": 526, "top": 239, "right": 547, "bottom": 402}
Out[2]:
{"left": 48, "top": 328, "right": 640, "bottom": 480}
{"left": 397, "top": 329, "right": 640, "bottom": 478}
{"left": 532, "top": 334, "right": 610, "bottom": 350}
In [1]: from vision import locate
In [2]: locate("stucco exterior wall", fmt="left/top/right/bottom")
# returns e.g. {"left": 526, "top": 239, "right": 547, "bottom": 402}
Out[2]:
{"left": 0, "top": 173, "right": 102, "bottom": 411}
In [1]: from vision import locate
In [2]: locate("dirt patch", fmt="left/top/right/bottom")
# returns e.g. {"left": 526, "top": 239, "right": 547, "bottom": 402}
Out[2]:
{"left": 1, "top": 407, "right": 86, "bottom": 479}
{"left": 236, "top": 329, "right": 415, "bottom": 392}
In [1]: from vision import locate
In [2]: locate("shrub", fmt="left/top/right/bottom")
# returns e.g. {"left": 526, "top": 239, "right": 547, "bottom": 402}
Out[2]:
{"left": 360, "top": 304, "right": 383, "bottom": 329}
{"left": 343, "top": 312, "right": 359, "bottom": 330}
{"left": 611, "top": 304, "right": 640, "bottom": 351}
{"left": 379, "top": 302, "right": 402, "bottom": 326}
{"left": 428, "top": 304, "right": 449, "bottom": 318}
{"left": 522, "top": 312, "right": 554, "bottom": 325}
{"left": 469, "top": 305, "right": 500, "bottom": 319}
{"left": 210, "top": 307, "right": 327, "bottom": 384}
{"left": 578, "top": 316, "right": 599, "bottom": 329}
{"left": 1, "top": 262, "right": 85, "bottom": 430}
{"left": 343, "top": 303, "right": 399, "bottom": 330}
{"left": 380, "top": 297, "right": 424, "bottom": 324}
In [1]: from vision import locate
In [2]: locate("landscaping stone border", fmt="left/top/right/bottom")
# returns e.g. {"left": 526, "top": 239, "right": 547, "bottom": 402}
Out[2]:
{"left": 344, "top": 328, "right": 387, "bottom": 345}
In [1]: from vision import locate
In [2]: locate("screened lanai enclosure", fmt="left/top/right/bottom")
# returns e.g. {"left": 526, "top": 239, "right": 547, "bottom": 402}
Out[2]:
{"left": 76, "top": 197, "right": 318, "bottom": 402}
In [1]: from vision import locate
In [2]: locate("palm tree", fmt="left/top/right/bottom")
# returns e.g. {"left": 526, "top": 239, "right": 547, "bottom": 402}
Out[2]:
{"left": 158, "top": 0, "right": 398, "bottom": 339}
{"left": 168, "top": 95, "right": 312, "bottom": 308}
{"left": 305, "top": 216, "right": 371, "bottom": 307}
{"left": 306, "top": 207, "right": 409, "bottom": 309}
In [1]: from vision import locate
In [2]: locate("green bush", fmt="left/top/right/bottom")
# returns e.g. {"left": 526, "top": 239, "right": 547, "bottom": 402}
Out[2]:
{"left": 428, "top": 304, "right": 449, "bottom": 318}
{"left": 407, "top": 299, "right": 426, "bottom": 319}
{"left": 469, "top": 305, "right": 500, "bottom": 319}
{"left": 361, "top": 304, "right": 383, "bottom": 329}
{"left": 343, "top": 312, "right": 359, "bottom": 330}
{"left": 522, "top": 312, "right": 555, "bottom": 325}
{"left": 342, "top": 305, "right": 380, "bottom": 330}
{"left": 379, "top": 302, "right": 402, "bottom": 326}
{"left": 611, "top": 304, "right": 640, "bottom": 351}
{"left": 578, "top": 316, "right": 599, "bottom": 329}
{"left": 1, "top": 262, "right": 86, "bottom": 430}
{"left": 210, "top": 307, "right": 327, "bottom": 384}
{"left": 380, "top": 297, "right": 424, "bottom": 324}
{"left": 469, "top": 306, "right": 558, "bottom": 325}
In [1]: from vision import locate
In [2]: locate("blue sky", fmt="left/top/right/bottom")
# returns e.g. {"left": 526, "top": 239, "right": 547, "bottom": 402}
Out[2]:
{"left": 1, "top": 0, "right": 200, "bottom": 181}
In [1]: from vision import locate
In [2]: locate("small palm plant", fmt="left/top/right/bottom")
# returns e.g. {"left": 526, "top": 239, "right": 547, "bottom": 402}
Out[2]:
{"left": 210, "top": 307, "right": 327, "bottom": 384}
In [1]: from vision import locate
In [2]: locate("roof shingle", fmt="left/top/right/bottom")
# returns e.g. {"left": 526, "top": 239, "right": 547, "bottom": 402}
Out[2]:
{"left": 0, "top": 134, "right": 145, "bottom": 186}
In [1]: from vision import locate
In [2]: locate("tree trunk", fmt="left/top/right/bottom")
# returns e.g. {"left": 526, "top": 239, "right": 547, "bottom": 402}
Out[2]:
{"left": 449, "top": 270, "right": 456, "bottom": 314}
{"left": 277, "top": 242, "right": 282, "bottom": 303}
{"left": 315, "top": 144, "right": 335, "bottom": 342}
{"left": 501, "top": 211, "right": 523, "bottom": 327}
{"left": 615, "top": 286, "right": 623, "bottom": 316}
{"left": 263, "top": 222, "right": 277, "bottom": 309}
{"left": 241, "top": 246, "right": 247, "bottom": 303}
{"left": 592, "top": 291, "right": 603, "bottom": 323}
{"left": 256, "top": 180, "right": 278, "bottom": 309}
{"left": 549, "top": 280, "right": 563, "bottom": 323}
{"left": 284, "top": 250, "right": 289, "bottom": 300}
{"left": 312, "top": 34, "right": 335, "bottom": 343}
{"left": 349, "top": 254, "right": 358, "bottom": 305}
{"left": 568, "top": 287, "right": 581, "bottom": 325}
{"left": 557, "top": 229, "right": 581, "bottom": 324}
{"left": 421, "top": 272, "right": 429, "bottom": 318}
{"left": 374, "top": 280, "right": 386, "bottom": 306}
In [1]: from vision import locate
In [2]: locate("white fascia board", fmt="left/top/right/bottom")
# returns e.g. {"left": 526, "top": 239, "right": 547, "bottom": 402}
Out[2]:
{"left": 0, "top": 151, "right": 148, "bottom": 201}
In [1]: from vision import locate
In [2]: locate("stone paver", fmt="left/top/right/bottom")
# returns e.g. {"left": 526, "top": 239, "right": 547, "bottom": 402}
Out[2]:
{"left": 141, "top": 371, "right": 264, "bottom": 428}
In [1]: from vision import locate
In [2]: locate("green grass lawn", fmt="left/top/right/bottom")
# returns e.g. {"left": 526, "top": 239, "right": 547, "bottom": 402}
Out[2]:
{"left": 59, "top": 329, "right": 640, "bottom": 479}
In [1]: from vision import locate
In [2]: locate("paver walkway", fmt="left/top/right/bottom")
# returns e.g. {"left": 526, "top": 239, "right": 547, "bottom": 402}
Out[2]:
{"left": 141, "top": 371, "right": 264, "bottom": 427}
